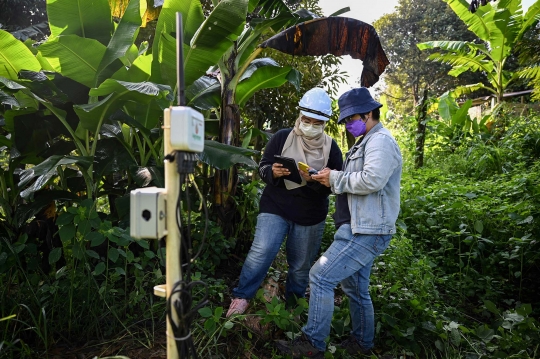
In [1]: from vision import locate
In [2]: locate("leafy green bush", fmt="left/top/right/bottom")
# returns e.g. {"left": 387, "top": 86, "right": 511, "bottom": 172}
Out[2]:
{"left": 401, "top": 161, "right": 540, "bottom": 307}
{"left": 0, "top": 199, "right": 166, "bottom": 358}
{"left": 368, "top": 229, "right": 446, "bottom": 355}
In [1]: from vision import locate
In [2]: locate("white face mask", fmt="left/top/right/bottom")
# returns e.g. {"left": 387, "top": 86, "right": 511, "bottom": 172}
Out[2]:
{"left": 299, "top": 122, "right": 324, "bottom": 138}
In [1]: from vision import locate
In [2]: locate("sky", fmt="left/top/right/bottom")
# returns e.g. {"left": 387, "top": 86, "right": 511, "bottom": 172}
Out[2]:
{"left": 317, "top": 0, "right": 538, "bottom": 97}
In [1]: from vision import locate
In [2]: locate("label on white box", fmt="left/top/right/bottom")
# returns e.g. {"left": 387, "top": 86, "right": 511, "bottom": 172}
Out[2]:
{"left": 168, "top": 106, "right": 205, "bottom": 152}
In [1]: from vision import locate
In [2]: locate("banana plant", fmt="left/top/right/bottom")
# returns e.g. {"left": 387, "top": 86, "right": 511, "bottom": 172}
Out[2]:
{"left": 150, "top": 0, "right": 315, "bottom": 228}
{"left": 417, "top": 0, "right": 540, "bottom": 104}
{"left": 0, "top": 0, "right": 164, "bottom": 200}
{"left": 0, "top": 0, "right": 260, "bottom": 204}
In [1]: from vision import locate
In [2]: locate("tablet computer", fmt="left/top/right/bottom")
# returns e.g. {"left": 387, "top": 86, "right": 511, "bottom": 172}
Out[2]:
{"left": 274, "top": 155, "right": 303, "bottom": 184}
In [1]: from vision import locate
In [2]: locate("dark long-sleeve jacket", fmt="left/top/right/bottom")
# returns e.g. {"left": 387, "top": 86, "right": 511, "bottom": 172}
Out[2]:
{"left": 258, "top": 129, "right": 343, "bottom": 226}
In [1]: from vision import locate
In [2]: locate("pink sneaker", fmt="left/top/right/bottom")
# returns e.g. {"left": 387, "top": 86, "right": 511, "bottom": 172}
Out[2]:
{"left": 226, "top": 298, "right": 249, "bottom": 317}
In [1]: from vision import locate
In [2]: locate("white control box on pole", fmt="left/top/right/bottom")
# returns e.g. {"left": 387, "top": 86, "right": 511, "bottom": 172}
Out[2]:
{"left": 167, "top": 106, "right": 204, "bottom": 152}
{"left": 130, "top": 187, "right": 167, "bottom": 239}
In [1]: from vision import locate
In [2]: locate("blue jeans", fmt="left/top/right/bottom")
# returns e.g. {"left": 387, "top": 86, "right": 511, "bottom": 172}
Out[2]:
{"left": 302, "top": 224, "right": 392, "bottom": 351}
{"left": 232, "top": 213, "right": 326, "bottom": 301}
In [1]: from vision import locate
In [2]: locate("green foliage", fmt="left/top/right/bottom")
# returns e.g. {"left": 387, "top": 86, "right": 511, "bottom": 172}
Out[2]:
{"left": 0, "top": 0, "right": 341, "bottom": 356}
{"left": 242, "top": 53, "right": 346, "bottom": 134}
{"left": 517, "top": 24, "right": 540, "bottom": 100}
{"left": 330, "top": 227, "right": 445, "bottom": 355}
{"left": 191, "top": 216, "right": 234, "bottom": 273}
{"left": 418, "top": 0, "right": 540, "bottom": 103}
{"left": 0, "top": 199, "right": 168, "bottom": 357}
{"left": 401, "top": 160, "right": 539, "bottom": 301}
{"left": 256, "top": 295, "right": 305, "bottom": 331}
{"left": 3, "top": 1, "right": 540, "bottom": 358}
{"left": 374, "top": 0, "right": 485, "bottom": 115}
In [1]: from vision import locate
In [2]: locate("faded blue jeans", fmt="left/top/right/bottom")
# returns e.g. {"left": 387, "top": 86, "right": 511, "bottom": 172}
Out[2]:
{"left": 232, "top": 213, "right": 326, "bottom": 301}
{"left": 302, "top": 224, "right": 392, "bottom": 351}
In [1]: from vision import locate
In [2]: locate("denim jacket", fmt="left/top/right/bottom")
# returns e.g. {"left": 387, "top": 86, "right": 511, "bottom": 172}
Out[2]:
{"left": 329, "top": 123, "right": 402, "bottom": 234}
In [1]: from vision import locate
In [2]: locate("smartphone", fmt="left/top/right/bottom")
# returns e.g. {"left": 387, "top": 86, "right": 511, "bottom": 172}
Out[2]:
{"left": 298, "top": 161, "right": 310, "bottom": 172}
{"left": 308, "top": 169, "right": 318, "bottom": 175}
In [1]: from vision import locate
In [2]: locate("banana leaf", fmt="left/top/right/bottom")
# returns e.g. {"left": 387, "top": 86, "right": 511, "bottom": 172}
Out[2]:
{"left": 236, "top": 65, "right": 300, "bottom": 106}
{"left": 89, "top": 79, "right": 173, "bottom": 100}
{"left": 112, "top": 54, "right": 152, "bottom": 82}
{"left": 0, "top": 90, "right": 20, "bottom": 107}
{"left": 75, "top": 80, "right": 171, "bottom": 132}
{"left": 47, "top": 0, "right": 114, "bottom": 45}
{"left": 96, "top": 0, "right": 146, "bottom": 86}
{"left": 260, "top": 17, "right": 389, "bottom": 87}
{"left": 0, "top": 30, "right": 41, "bottom": 80}
{"left": 10, "top": 22, "right": 50, "bottom": 42}
{"left": 18, "top": 71, "right": 70, "bottom": 106}
{"left": 186, "top": 75, "right": 220, "bottom": 110}
{"left": 122, "top": 100, "right": 163, "bottom": 130}
{"left": 150, "top": 0, "right": 205, "bottom": 83}
{"left": 0, "top": 76, "right": 26, "bottom": 90}
{"left": 93, "top": 137, "right": 138, "bottom": 177}
{"left": 238, "top": 58, "right": 279, "bottom": 81}
{"left": 199, "top": 140, "right": 258, "bottom": 170}
{"left": 18, "top": 155, "right": 93, "bottom": 199}
{"left": 158, "top": 0, "right": 248, "bottom": 88}
{"left": 39, "top": 35, "right": 107, "bottom": 88}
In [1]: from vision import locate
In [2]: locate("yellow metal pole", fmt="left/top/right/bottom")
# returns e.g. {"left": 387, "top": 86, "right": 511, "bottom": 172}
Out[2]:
{"left": 164, "top": 108, "right": 181, "bottom": 359}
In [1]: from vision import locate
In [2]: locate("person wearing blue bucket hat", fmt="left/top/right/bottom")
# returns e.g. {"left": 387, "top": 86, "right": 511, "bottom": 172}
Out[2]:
{"left": 277, "top": 88, "right": 402, "bottom": 358}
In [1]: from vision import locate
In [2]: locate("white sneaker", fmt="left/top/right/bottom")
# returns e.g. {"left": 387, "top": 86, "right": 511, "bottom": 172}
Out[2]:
{"left": 226, "top": 298, "right": 249, "bottom": 317}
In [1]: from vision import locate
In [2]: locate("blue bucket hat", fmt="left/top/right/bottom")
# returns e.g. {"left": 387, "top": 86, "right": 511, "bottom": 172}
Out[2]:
{"left": 337, "top": 87, "right": 382, "bottom": 124}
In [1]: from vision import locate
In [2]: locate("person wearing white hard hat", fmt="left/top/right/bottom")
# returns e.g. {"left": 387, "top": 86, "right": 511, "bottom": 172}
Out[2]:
{"left": 226, "top": 88, "right": 343, "bottom": 317}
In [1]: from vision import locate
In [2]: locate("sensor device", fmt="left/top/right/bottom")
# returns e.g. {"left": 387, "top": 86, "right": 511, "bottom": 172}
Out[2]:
{"left": 168, "top": 106, "right": 204, "bottom": 152}
{"left": 130, "top": 187, "right": 167, "bottom": 239}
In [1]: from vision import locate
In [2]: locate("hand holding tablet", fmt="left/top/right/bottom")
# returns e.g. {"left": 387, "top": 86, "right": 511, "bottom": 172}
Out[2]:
{"left": 273, "top": 155, "right": 303, "bottom": 184}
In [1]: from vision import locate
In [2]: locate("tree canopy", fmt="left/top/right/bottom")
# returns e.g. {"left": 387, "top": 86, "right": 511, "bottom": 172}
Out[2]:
{"left": 374, "top": 0, "right": 485, "bottom": 114}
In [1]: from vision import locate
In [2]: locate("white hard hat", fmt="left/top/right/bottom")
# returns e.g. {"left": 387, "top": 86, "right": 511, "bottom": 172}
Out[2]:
{"left": 298, "top": 88, "right": 332, "bottom": 122}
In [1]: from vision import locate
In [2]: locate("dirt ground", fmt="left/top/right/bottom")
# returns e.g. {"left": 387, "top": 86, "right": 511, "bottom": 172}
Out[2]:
{"left": 48, "top": 334, "right": 167, "bottom": 359}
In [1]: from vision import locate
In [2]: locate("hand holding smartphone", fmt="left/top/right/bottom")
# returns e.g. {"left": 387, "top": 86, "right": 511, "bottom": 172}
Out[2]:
{"left": 298, "top": 161, "right": 318, "bottom": 175}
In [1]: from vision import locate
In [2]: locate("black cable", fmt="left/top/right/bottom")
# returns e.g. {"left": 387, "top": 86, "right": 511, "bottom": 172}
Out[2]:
{"left": 182, "top": 174, "right": 192, "bottom": 275}
{"left": 174, "top": 154, "right": 209, "bottom": 263}
{"left": 190, "top": 187, "right": 208, "bottom": 262}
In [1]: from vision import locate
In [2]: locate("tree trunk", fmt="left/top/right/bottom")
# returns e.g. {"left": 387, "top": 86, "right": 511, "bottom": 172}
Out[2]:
{"left": 414, "top": 88, "right": 429, "bottom": 169}
{"left": 251, "top": 113, "right": 264, "bottom": 181}
{"left": 213, "top": 48, "right": 240, "bottom": 237}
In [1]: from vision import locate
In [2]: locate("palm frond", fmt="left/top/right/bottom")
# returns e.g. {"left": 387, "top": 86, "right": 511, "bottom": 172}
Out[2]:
{"left": 450, "top": 83, "right": 494, "bottom": 98}
{"left": 517, "top": 65, "right": 540, "bottom": 80}
{"left": 427, "top": 52, "right": 493, "bottom": 75}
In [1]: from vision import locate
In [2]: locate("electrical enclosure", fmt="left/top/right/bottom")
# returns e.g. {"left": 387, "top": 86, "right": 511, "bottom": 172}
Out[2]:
{"left": 168, "top": 106, "right": 204, "bottom": 152}
{"left": 130, "top": 187, "right": 167, "bottom": 239}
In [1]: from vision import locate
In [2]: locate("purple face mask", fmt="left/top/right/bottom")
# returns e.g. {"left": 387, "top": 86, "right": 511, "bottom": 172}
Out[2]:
{"left": 345, "top": 119, "right": 366, "bottom": 137}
